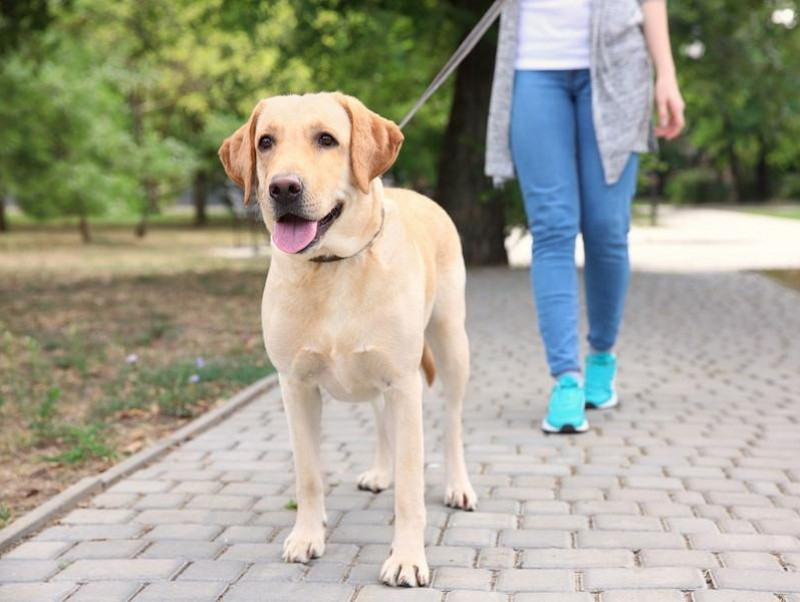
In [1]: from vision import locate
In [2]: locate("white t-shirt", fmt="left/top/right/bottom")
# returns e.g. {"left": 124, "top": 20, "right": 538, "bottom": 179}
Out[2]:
{"left": 515, "top": 0, "right": 593, "bottom": 70}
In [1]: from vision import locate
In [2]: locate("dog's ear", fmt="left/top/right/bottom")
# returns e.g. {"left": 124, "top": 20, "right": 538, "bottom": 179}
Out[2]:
{"left": 219, "top": 102, "right": 263, "bottom": 205}
{"left": 335, "top": 93, "right": 404, "bottom": 194}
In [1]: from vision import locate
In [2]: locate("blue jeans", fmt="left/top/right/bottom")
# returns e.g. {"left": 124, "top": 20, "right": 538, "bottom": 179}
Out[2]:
{"left": 510, "top": 69, "right": 639, "bottom": 377}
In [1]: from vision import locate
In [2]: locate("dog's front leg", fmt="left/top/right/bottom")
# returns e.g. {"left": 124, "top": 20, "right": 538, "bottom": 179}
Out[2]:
{"left": 280, "top": 375, "right": 326, "bottom": 563}
{"left": 380, "top": 373, "right": 429, "bottom": 587}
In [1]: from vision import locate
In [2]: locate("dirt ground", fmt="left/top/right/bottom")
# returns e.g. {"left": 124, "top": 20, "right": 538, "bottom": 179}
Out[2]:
{"left": 0, "top": 219, "right": 273, "bottom": 526}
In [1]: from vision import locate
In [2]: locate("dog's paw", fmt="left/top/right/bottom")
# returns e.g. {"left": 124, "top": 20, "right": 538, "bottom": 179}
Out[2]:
{"left": 357, "top": 468, "right": 393, "bottom": 493}
{"left": 445, "top": 480, "right": 478, "bottom": 511}
{"left": 282, "top": 527, "right": 326, "bottom": 564}
{"left": 380, "top": 549, "right": 430, "bottom": 587}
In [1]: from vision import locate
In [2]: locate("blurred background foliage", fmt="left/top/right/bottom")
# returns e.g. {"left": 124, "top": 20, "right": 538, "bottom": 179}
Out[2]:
{"left": 0, "top": 0, "right": 799, "bottom": 261}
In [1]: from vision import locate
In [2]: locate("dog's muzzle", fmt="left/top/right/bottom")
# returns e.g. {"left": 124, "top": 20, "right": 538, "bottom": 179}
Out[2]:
{"left": 272, "top": 203, "right": 343, "bottom": 255}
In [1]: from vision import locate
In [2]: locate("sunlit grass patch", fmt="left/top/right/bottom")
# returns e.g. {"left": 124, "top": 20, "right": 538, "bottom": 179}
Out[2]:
{"left": 742, "top": 206, "right": 800, "bottom": 220}
{"left": 762, "top": 269, "right": 800, "bottom": 292}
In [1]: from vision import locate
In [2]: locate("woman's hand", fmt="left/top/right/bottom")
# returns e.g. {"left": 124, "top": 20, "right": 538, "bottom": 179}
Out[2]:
{"left": 642, "top": 1, "right": 685, "bottom": 140}
{"left": 654, "top": 73, "right": 685, "bottom": 140}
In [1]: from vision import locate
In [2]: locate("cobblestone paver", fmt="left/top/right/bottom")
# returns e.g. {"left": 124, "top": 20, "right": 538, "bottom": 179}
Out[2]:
{"left": 2, "top": 269, "right": 799, "bottom": 601}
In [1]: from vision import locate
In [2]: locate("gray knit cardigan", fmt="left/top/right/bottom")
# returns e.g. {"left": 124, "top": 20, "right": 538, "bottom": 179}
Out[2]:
{"left": 485, "top": 0, "right": 658, "bottom": 186}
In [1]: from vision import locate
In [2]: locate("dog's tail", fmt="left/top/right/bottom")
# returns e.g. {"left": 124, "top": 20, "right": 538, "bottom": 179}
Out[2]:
{"left": 421, "top": 340, "right": 436, "bottom": 386}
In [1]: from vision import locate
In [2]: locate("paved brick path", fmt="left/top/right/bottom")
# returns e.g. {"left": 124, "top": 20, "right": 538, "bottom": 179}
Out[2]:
{"left": 2, "top": 269, "right": 800, "bottom": 601}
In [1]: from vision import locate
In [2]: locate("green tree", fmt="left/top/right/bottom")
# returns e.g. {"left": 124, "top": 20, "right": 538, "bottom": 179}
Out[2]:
{"left": 2, "top": 1, "right": 199, "bottom": 239}
{"left": 159, "top": 0, "right": 310, "bottom": 226}
{"left": 0, "top": 0, "right": 51, "bottom": 55}
{"left": 60, "top": 0, "right": 199, "bottom": 236}
{"left": 670, "top": 0, "right": 800, "bottom": 201}
{"left": 0, "top": 0, "right": 53, "bottom": 232}
{"left": 0, "top": 43, "right": 139, "bottom": 242}
{"left": 70, "top": 0, "right": 310, "bottom": 229}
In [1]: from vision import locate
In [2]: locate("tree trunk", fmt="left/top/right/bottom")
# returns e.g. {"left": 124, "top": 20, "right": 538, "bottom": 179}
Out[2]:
{"left": 434, "top": 0, "right": 507, "bottom": 266}
{"left": 755, "top": 141, "right": 770, "bottom": 202}
{"left": 193, "top": 171, "right": 208, "bottom": 227}
{"left": 79, "top": 213, "right": 91, "bottom": 243}
{"left": 648, "top": 167, "right": 660, "bottom": 227}
{"left": 726, "top": 142, "right": 744, "bottom": 203}
{"left": 129, "top": 88, "right": 151, "bottom": 238}
{"left": 0, "top": 195, "right": 7, "bottom": 233}
{"left": 135, "top": 180, "right": 158, "bottom": 237}
{"left": 720, "top": 115, "right": 745, "bottom": 203}
{"left": 135, "top": 216, "right": 147, "bottom": 237}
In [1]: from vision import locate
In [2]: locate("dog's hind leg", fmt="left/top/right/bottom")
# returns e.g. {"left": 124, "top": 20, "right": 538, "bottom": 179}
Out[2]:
{"left": 357, "top": 396, "right": 394, "bottom": 493}
{"left": 280, "top": 375, "right": 327, "bottom": 563}
{"left": 426, "top": 268, "right": 478, "bottom": 511}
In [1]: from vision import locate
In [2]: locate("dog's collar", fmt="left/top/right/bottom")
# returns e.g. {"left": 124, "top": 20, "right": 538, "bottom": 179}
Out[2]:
{"left": 309, "top": 206, "right": 386, "bottom": 264}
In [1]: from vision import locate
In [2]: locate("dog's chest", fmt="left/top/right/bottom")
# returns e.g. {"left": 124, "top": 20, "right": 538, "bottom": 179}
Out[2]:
{"left": 264, "top": 290, "right": 417, "bottom": 402}
{"left": 289, "top": 339, "right": 398, "bottom": 401}
{"left": 272, "top": 326, "right": 403, "bottom": 401}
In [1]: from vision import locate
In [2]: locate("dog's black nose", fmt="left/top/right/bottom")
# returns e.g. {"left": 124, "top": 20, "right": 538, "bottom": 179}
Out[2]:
{"left": 269, "top": 175, "right": 303, "bottom": 204}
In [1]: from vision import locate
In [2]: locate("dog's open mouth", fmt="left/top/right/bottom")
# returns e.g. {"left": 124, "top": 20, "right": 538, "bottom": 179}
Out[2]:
{"left": 273, "top": 203, "right": 343, "bottom": 255}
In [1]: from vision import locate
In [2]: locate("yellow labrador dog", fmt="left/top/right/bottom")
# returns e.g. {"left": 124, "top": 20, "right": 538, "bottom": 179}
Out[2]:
{"left": 219, "top": 92, "right": 477, "bottom": 588}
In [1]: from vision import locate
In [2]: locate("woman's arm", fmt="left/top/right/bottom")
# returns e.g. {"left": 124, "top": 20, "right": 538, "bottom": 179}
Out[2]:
{"left": 642, "top": 0, "right": 685, "bottom": 140}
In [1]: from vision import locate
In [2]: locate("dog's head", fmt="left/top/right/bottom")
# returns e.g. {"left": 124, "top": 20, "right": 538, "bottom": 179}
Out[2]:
{"left": 219, "top": 92, "right": 403, "bottom": 257}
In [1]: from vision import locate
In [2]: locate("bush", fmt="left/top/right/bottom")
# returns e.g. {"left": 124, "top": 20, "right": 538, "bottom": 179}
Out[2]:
{"left": 665, "top": 168, "right": 731, "bottom": 204}
{"left": 777, "top": 173, "right": 800, "bottom": 201}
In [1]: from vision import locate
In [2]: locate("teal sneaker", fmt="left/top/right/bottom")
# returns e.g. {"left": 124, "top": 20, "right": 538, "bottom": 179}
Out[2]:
{"left": 541, "top": 374, "right": 589, "bottom": 434}
{"left": 585, "top": 352, "right": 619, "bottom": 410}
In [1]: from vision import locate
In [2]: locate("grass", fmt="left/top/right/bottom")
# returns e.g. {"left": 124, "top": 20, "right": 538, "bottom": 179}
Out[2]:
{"left": 763, "top": 269, "right": 800, "bottom": 292}
{"left": 98, "top": 355, "right": 272, "bottom": 419}
{"left": 30, "top": 387, "right": 63, "bottom": 444}
{"left": 44, "top": 425, "right": 116, "bottom": 465}
{"left": 0, "top": 213, "right": 274, "bottom": 525}
{"left": 4, "top": 204, "right": 249, "bottom": 229}
{"left": 741, "top": 205, "right": 800, "bottom": 220}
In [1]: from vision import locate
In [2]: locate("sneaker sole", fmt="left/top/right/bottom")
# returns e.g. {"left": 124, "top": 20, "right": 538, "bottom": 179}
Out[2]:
{"left": 540, "top": 417, "right": 589, "bottom": 434}
{"left": 586, "top": 391, "right": 619, "bottom": 410}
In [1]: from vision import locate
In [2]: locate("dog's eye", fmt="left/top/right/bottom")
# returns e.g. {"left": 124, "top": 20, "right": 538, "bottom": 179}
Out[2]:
{"left": 258, "top": 135, "right": 273, "bottom": 151}
{"left": 317, "top": 133, "right": 338, "bottom": 148}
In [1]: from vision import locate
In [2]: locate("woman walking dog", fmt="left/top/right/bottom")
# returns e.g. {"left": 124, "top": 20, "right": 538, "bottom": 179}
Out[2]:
{"left": 486, "top": 0, "right": 685, "bottom": 433}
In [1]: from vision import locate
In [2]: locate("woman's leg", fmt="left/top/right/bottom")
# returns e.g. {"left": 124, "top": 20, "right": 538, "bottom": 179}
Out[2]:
{"left": 510, "top": 70, "right": 581, "bottom": 377}
{"left": 573, "top": 71, "right": 640, "bottom": 353}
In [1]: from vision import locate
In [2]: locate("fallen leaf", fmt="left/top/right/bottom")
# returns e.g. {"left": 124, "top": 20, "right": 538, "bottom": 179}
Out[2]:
{"left": 121, "top": 440, "right": 144, "bottom": 454}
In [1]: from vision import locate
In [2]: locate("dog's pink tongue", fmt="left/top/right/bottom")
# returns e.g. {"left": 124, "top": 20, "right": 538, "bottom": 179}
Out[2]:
{"left": 273, "top": 217, "right": 318, "bottom": 254}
